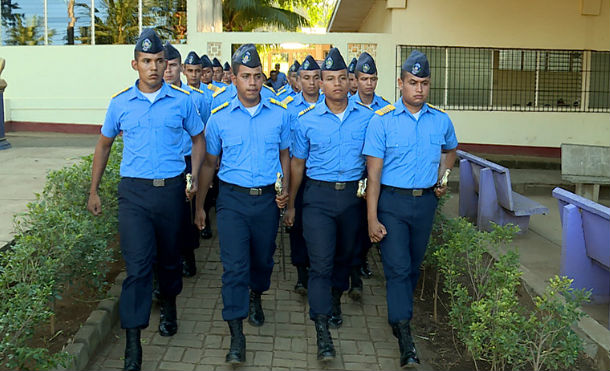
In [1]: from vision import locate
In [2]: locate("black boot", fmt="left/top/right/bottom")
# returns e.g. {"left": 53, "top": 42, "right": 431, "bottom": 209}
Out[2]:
{"left": 294, "top": 265, "right": 308, "bottom": 296}
{"left": 392, "top": 320, "right": 420, "bottom": 368}
{"left": 348, "top": 266, "right": 363, "bottom": 301}
{"left": 181, "top": 252, "right": 197, "bottom": 278}
{"left": 124, "top": 328, "right": 142, "bottom": 371}
{"left": 314, "top": 315, "right": 336, "bottom": 361}
{"left": 359, "top": 256, "right": 373, "bottom": 278}
{"left": 226, "top": 319, "right": 246, "bottom": 364}
{"left": 328, "top": 288, "right": 343, "bottom": 329}
{"left": 159, "top": 296, "right": 178, "bottom": 336}
{"left": 248, "top": 291, "right": 265, "bottom": 327}
{"left": 200, "top": 225, "right": 213, "bottom": 239}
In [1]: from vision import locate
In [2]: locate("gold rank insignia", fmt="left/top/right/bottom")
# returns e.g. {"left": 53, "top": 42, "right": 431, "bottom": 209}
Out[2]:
{"left": 298, "top": 104, "right": 316, "bottom": 116}
{"left": 356, "top": 101, "right": 373, "bottom": 110}
{"left": 190, "top": 86, "right": 204, "bottom": 94}
{"left": 111, "top": 86, "right": 131, "bottom": 99}
{"left": 262, "top": 84, "right": 275, "bottom": 93}
{"left": 375, "top": 104, "right": 396, "bottom": 116}
{"left": 269, "top": 98, "right": 287, "bottom": 109}
{"left": 427, "top": 103, "right": 446, "bottom": 113}
{"left": 207, "top": 83, "right": 219, "bottom": 92}
{"left": 211, "top": 101, "right": 229, "bottom": 114}
{"left": 212, "top": 86, "right": 226, "bottom": 98}
{"left": 281, "top": 96, "right": 294, "bottom": 106}
{"left": 170, "top": 85, "right": 190, "bottom": 95}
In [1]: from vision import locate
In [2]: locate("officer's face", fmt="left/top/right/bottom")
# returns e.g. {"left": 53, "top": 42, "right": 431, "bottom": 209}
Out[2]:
{"left": 348, "top": 73, "right": 358, "bottom": 94}
{"left": 289, "top": 72, "right": 300, "bottom": 92}
{"left": 399, "top": 72, "right": 430, "bottom": 109}
{"left": 299, "top": 70, "right": 320, "bottom": 97}
{"left": 321, "top": 70, "right": 348, "bottom": 101}
{"left": 163, "top": 58, "right": 182, "bottom": 86}
{"left": 183, "top": 64, "right": 202, "bottom": 87}
{"left": 201, "top": 67, "right": 213, "bottom": 83}
{"left": 213, "top": 67, "right": 223, "bottom": 82}
{"left": 233, "top": 65, "right": 263, "bottom": 105}
{"left": 356, "top": 73, "right": 378, "bottom": 97}
{"left": 132, "top": 51, "right": 166, "bottom": 90}
{"left": 222, "top": 70, "right": 232, "bottom": 84}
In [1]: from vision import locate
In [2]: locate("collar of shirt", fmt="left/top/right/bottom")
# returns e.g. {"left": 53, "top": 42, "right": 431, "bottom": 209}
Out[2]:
{"left": 127, "top": 80, "right": 174, "bottom": 102}
{"left": 314, "top": 97, "right": 358, "bottom": 119}
{"left": 293, "top": 91, "right": 323, "bottom": 107}
{"left": 229, "top": 95, "right": 271, "bottom": 116}
{"left": 180, "top": 81, "right": 191, "bottom": 91}
{"left": 392, "top": 99, "right": 431, "bottom": 118}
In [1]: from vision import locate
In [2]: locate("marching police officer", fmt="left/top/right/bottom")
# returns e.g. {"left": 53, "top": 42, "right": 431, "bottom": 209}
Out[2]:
{"left": 163, "top": 42, "right": 211, "bottom": 277}
{"left": 200, "top": 54, "right": 223, "bottom": 96}
{"left": 347, "top": 57, "right": 358, "bottom": 97}
{"left": 286, "top": 47, "right": 374, "bottom": 361}
{"left": 284, "top": 55, "right": 324, "bottom": 295}
{"left": 87, "top": 29, "right": 205, "bottom": 371}
{"left": 182, "top": 51, "right": 214, "bottom": 106}
{"left": 222, "top": 61, "right": 232, "bottom": 85}
{"left": 212, "top": 57, "right": 226, "bottom": 85}
{"left": 195, "top": 44, "right": 290, "bottom": 365}
{"left": 363, "top": 50, "right": 457, "bottom": 367}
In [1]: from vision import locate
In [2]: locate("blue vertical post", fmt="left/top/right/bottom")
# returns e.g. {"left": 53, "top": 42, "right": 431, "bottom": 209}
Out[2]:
{"left": 0, "top": 86, "right": 11, "bottom": 150}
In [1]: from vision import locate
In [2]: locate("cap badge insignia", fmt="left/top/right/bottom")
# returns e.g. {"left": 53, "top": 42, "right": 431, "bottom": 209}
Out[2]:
{"left": 325, "top": 57, "right": 333, "bottom": 69}
{"left": 412, "top": 62, "right": 421, "bottom": 75}
{"left": 242, "top": 51, "right": 251, "bottom": 64}
{"left": 303, "top": 60, "right": 310, "bottom": 69}
{"left": 142, "top": 38, "right": 151, "bottom": 52}
{"left": 363, "top": 63, "right": 370, "bottom": 73}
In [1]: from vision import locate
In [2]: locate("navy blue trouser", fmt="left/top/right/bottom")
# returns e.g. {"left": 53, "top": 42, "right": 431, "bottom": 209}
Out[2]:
{"left": 118, "top": 176, "right": 185, "bottom": 329}
{"left": 303, "top": 180, "right": 362, "bottom": 320}
{"left": 180, "top": 156, "right": 200, "bottom": 259}
{"left": 377, "top": 187, "right": 438, "bottom": 324}
{"left": 351, "top": 199, "right": 371, "bottom": 267}
{"left": 289, "top": 179, "right": 309, "bottom": 267}
{"left": 216, "top": 183, "right": 279, "bottom": 321}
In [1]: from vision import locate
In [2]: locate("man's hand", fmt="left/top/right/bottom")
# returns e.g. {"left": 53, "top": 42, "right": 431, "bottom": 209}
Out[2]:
{"left": 434, "top": 185, "right": 447, "bottom": 198}
{"left": 194, "top": 208, "right": 206, "bottom": 230}
{"left": 88, "top": 192, "right": 102, "bottom": 216}
{"left": 276, "top": 192, "right": 289, "bottom": 209}
{"left": 186, "top": 178, "right": 198, "bottom": 200}
{"left": 368, "top": 219, "right": 387, "bottom": 243}
{"left": 284, "top": 207, "right": 295, "bottom": 227}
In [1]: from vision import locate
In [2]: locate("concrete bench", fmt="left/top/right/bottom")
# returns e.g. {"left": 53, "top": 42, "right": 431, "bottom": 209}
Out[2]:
{"left": 561, "top": 143, "right": 610, "bottom": 202}
{"left": 553, "top": 187, "right": 610, "bottom": 328}
{"left": 457, "top": 150, "right": 548, "bottom": 234}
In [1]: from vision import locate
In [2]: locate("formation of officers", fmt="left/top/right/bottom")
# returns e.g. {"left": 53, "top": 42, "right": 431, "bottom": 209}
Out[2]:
{"left": 87, "top": 28, "right": 458, "bottom": 371}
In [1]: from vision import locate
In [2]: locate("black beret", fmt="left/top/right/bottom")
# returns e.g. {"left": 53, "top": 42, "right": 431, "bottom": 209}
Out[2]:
{"left": 163, "top": 41, "right": 181, "bottom": 61}
{"left": 356, "top": 52, "right": 377, "bottom": 75}
{"left": 200, "top": 54, "right": 212, "bottom": 68}
{"left": 322, "top": 48, "right": 347, "bottom": 71}
{"left": 212, "top": 57, "right": 222, "bottom": 68}
{"left": 300, "top": 55, "right": 320, "bottom": 71}
{"left": 223, "top": 62, "right": 231, "bottom": 71}
{"left": 135, "top": 28, "right": 163, "bottom": 54}
{"left": 402, "top": 50, "right": 430, "bottom": 78}
{"left": 232, "top": 44, "right": 261, "bottom": 68}
{"left": 184, "top": 51, "right": 200, "bottom": 65}
{"left": 347, "top": 57, "right": 357, "bottom": 73}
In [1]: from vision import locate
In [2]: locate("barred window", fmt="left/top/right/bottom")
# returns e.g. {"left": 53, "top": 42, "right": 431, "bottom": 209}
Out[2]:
{"left": 396, "top": 45, "right": 610, "bottom": 112}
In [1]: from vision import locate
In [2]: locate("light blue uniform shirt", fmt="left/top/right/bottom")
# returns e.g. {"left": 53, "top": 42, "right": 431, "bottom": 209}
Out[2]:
{"left": 276, "top": 85, "right": 297, "bottom": 101}
{"left": 212, "top": 80, "right": 228, "bottom": 89}
{"left": 286, "top": 92, "right": 324, "bottom": 156}
{"left": 205, "top": 96, "right": 291, "bottom": 187}
{"left": 180, "top": 81, "right": 210, "bottom": 156}
{"left": 363, "top": 100, "right": 458, "bottom": 189}
{"left": 101, "top": 81, "right": 204, "bottom": 179}
{"left": 292, "top": 99, "right": 374, "bottom": 182}
{"left": 212, "top": 84, "right": 275, "bottom": 111}
{"left": 349, "top": 92, "right": 391, "bottom": 112}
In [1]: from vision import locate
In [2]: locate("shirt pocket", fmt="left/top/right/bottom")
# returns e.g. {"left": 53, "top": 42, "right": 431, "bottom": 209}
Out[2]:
{"left": 264, "top": 134, "right": 280, "bottom": 161}
{"left": 164, "top": 115, "right": 185, "bottom": 147}
{"left": 386, "top": 136, "right": 411, "bottom": 153}
{"left": 351, "top": 130, "right": 366, "bottom": 151}
{"left": 310, "top": 136, "right": 331, "bottom": 152}
{"left": 121, "top": 120, "right": 145, "bottom": 152}
{"left": 429, "top": 134, "right": 445, "bottom": 163}
{"left": 221, "top": 135, "right": 243, "bottom": 165}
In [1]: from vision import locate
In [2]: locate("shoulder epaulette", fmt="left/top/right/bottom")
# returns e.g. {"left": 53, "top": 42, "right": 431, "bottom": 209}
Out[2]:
{"left": 212, "top": 86, "right": 226, "bottom": 98}
{"left": 207, "top": 83, "right": 219, "bottom": 92}
{"left": 427, "top": 103, "right": 446, "bottom": 113}
{"left": 281, "top": 96, "right": 294, "bottom": 106}
{"left": 276, "top": 87, "right": 287, "bottom": 95}
{"left": 380, "top": 96, "right": 391, "bottom": 104}
{"left": 111, "top": 86, "right": 131, "bottom": 99}
{"left": 298, "top": 104, "right": 316, "bottom": 116}
{"left": 190, "top": 86, "right": 204, "bottom": 94}
{"left": 375, "top": 104, "right": 396, "bottom": 116}
{"left": 356, "top": 101, "right": 373, "bottom": 110}
{"left": 269, "top": 98, "right": 287, "bottom": 109}
{"left": 262, "top": 84, "right": 275, "bottom": 93}
{"left": 211, "top": 101, "right": 229, "bottom": 114}
{"left": 170, "top": 84, "right": 190, "bottom": 95}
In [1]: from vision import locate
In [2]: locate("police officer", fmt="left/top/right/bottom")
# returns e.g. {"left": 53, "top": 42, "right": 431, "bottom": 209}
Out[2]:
{"left": 284, "top": 55, "right": 324, "bottom": 295}
{"left": 286, "top": 48, "right": 374, "bottom": 361}
{"left": 182, "top": 51, "right": 214, "bottom": 106}
{"left": 277, "top": 61, "right": 301, "bottom": 100}
{"left": 200, "top": 54, "right": 222, "bottom": 96}
{"left": 195, "top": 44, "right": 290, "bottom": 365}
{"left": 212, "top": 69, "right": 276, "bottom": 109}
{"left": 87, "top": 29, "right": 205, "bottom": 371}
{"left": 212, "top": 57, "right": 226, "bottom": 85}
{"left": 363, "top": 50, "right": 458, "bottom": 368}
{"left": 163, "top": 43, "right": 211, "bottom": 277}
{"left": 222, "top": 61, "right": 232, "bottom": 85}
{"left": 347, "top": 57, "right": 358, "bottom": 97}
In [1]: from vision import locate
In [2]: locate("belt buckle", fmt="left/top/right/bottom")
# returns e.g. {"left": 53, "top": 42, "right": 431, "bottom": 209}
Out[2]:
{"left": 249, "top": 188, "right": 262, "bottom": 196}
{"left": 153, "top": 179, "right": 165, "bottom": 187}
{"left": 412, "top": 189, "right": 423, "bottom": 197}
{"left": 334, "top": 182, "right": 346, "bottom": 191}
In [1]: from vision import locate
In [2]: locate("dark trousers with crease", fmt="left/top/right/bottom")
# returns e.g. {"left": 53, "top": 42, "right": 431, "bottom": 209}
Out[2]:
{"left": 302, "top": 180, "right": 362, "bottom": 320}
{"left": 378, "top": 188, "right": 438, "bottom": 324}
{"left": 289, "top": 179, "right": 309, "bottom": 267}
{"left": 118, "top": 177, "right": 184, "bottom": 329}
{"left": 216, "top": 183, "right": 280, "bottom": 321}
{"left": 180, "top": 156, "right": 200, "bottom": 262}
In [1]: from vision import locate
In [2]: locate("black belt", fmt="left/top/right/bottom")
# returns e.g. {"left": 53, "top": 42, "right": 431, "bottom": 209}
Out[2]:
{"left": 382, "top": 185, "right": 435, "bottom": 197}
{"left": 123, "top": 174, "right": 184, "bottom": 187}
{"left": 307, "top": 178, "right": 358, "bottom": 191}
{"left": 220, "top": 180, "right": 275, "bottom": 196}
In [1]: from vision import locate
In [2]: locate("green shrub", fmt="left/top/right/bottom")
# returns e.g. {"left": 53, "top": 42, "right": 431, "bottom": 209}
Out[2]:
{"left": 0, "top": 139, "right": 123, "bottom": 370}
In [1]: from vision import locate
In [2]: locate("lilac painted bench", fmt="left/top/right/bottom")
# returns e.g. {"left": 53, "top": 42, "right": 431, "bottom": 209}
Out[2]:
{"left": 457, "top": 150, "right": 548, "bottom": 234}
{"left": 553, "top": 187, "right": 610, "bottom": 326}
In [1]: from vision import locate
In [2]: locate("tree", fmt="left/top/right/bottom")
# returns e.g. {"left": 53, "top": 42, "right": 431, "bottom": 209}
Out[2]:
{"left": 222, "top": 0, "right": 309, "bottom": 32}
{"left": 4, "top": 14, "right": 55, "bottom": 46}
{"left": 94, "top": 0, "right": 140, "bottom": 44}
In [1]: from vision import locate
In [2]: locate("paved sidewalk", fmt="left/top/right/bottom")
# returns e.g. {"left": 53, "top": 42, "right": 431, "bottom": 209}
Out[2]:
{"left": 88, "top": 220, "right": 435, "bottom": 371}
